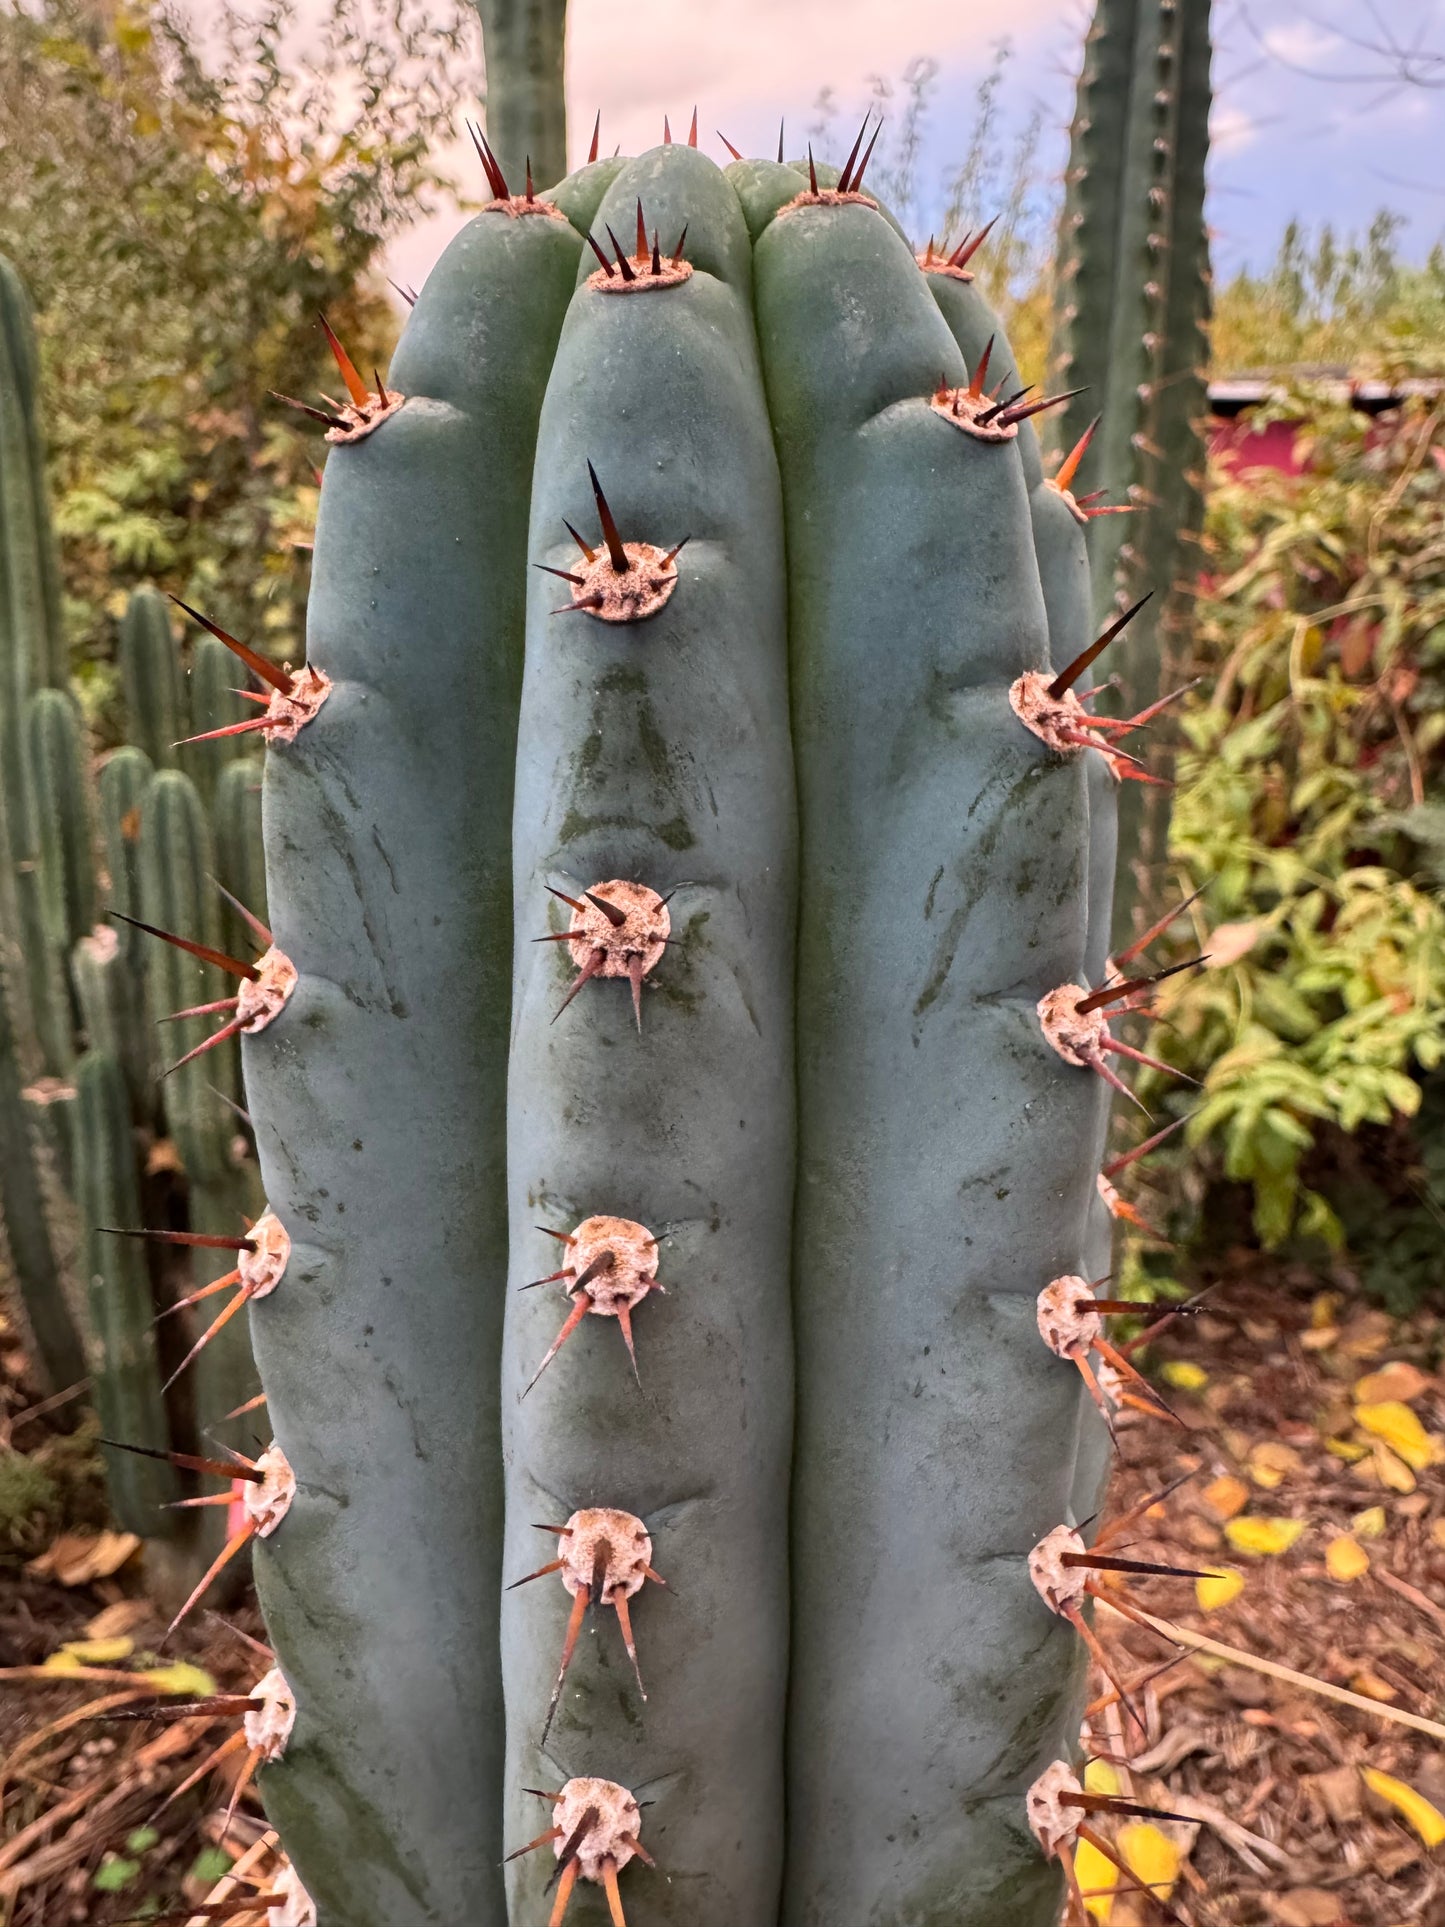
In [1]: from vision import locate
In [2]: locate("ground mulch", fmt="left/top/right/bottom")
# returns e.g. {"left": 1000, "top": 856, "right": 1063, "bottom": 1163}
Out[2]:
{"left": 1091, "top": 1256, "right": 1445, "bottom": 1927}
{"left": 1, "top": 1258, "right": 1441, "bottom": 1925}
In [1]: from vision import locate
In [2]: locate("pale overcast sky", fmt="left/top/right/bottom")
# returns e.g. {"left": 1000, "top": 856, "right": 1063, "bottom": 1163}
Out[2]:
{"left": 201, "top": 0, "right": 1445, "bottom": 291}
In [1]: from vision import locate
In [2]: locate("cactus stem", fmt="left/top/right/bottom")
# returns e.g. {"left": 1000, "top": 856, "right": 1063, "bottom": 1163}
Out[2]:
{"left": 588, "top": 111, "right": 601, "bottom": 164}
{"left": 718, "top": 130, "right": 743, "bottom": 160}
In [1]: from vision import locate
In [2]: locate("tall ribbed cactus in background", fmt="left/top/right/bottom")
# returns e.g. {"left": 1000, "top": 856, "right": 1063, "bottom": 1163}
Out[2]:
{"left": 0, "top": 252, "right": 266, "bottom": 1590}
{"left": 134, "top": 104, "right": 1214, "bottom": 1925}
{"left": 1050, "top": 0, "right": 1214, "bottom": 936}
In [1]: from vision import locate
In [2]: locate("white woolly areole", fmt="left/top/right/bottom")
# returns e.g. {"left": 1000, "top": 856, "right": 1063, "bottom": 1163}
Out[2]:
{"left": 778, "top": 185, "right": 879, "bottom": 217}
{"left": 1028, "top": 1523, "right": 1089, "bottom": 1614}
{"left": 1036, "top": 1276, "right": 1102, "bottom": 1358}
{"left": 568, "top": 1215, "right": 659, "bottom": 1317}
{"left": 1047, "top": 475, "right": 1090, "bottom": 527}
{"left": 237, "top": 947, "right": 298, "bottom": 1033}
{"left": 1037, "top": 982, "right": 1108, "bottom": 1068}
{"left": 245, "top": 1445, "right": 296, "bottom": 1539}
{"left": 262, "top": 664, "right": 331, "bottom": 745}
{"left": 324, "top": 389, "right": 405, "bottom": 445}
{"left": 243, "top": 1666, "right": 296, "bottom": 1761}
{"left": 272, "top": 1864, "right": 316, "bottom": 1927}
{"left": 486, "top": 193, "right": 567, "bottom": 223}
{"left": 1026, "top": 1759, "right": 1083, "bottom": 1856}
{"left": 559, "top": 1508, "right": 653, "bottom": 1603}
{"left": 566, "top": 881, "right": 670, "bottom": 981}
{"left": 552, "top": 1777, "right": 643, "bottom": 1881}
{"left": 1097, "top": 1171, "right": 1123, "bottom": 1217}
{"left": 588, "top": 255, "right": 694, "bottom": 296}
{"left": 239, "top": 1210, "right": 290, "bottom": 1301}
{"left": 1011, "top": 670, "right": 1094, "bottom": 755}
{"left": 929, "top": 385, "right": 1019, "bottom": 443}
{"left": 568, "top": 544, "right": 680, "bottom": 623}
{"left": 80, "top": 923, "right": 120, "bottom": 967}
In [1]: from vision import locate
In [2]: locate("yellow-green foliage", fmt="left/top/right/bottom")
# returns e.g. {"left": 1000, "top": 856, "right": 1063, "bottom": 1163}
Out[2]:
{"left": 0, "top": 0, "right": 476, "bottom": 691}
{"left": 1133, "top": 400, "right": 1445, "bottom": 1251}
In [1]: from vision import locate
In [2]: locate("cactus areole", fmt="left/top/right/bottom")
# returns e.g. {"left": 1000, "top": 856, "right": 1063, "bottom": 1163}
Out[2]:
{"left": 231, "top": 128, "right": 1185, "bottom": 1927}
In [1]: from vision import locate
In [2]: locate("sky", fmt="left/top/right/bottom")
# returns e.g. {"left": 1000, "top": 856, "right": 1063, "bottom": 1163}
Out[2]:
{"left": 276, "top": 0, "right": 1445, "bottom": 291}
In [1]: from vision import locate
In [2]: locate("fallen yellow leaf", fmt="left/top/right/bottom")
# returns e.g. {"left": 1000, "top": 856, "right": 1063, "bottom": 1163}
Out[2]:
{"left": 1202, "top": 1475, "right": 1250, "bottom": 1521}
{"left": 1354, "top": 1401, "right": 1441, "bottom": 1472}
{"left": 25, "top": 1530, "right": 140, "bottom": 1586}
{"left": 59, "top": 1636, "right": 135, "bottom": 1664}
{"left": 1160, "top": 1361, "right": 1208, "bottom": 1392}
{"left": 1325, "top": 1535, "right": 1370, "bottom": 1582}
{"left": 1074, "top": 1835, "right": 1117, "bottom": 1922}
{"left": 1353, "top": 1363, "right": 1433, "bottom": 1406}
{"left": 1196, "top": 1568, "right": 1245, "bottom": 1611}
{"left": 84, "top": 1599, "right": 153, "bottom": 1640}
{"left": 1309, "top": 1291, "right": 1340, "bottom": 1330}
{"left": 1118, "top": 1821, "right": 1182, "bottom": 1900}
{"left": 139, "top": 1661, "right": 217, "bottom": 1698}
{"left": 1362, "top": 1769, "right": 1445, "bottom": 1848}
{"left": 1224, "top": 1516, "right": 1306, "bottom": 1557}
{"left": 1084, "top": 1758, "right": 1122, "bottom": 1798}
{"left": 1323, "top": 1436, "right": 1369, "bottom": 1463}
{"left": 39, "top": 1651, "right": 87, "bottom": 1676}
{"left": 1248, "top": 1441, "right": 1301, "bottom": 1489}
{"left": 1372, "top": 1442, "right": 1417, "bottom": 1494}
{"left": 1351, "top": 1506, "right": 1387, "bottom": 1540}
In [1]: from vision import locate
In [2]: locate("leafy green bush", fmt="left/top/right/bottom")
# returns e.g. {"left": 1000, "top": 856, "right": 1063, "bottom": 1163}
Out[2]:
{"left": 1130, "top": 399, "right": 1445, "bottom": 1281}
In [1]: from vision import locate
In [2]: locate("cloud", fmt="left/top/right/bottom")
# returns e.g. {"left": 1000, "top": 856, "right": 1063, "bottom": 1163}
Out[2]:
{"left": 1211, "top": 103, "right": 1260, "bottom": 153}
{"left": 562, "top": 0, "right": 1066, "bottom": 167}
{"left": 1259, "top": 21, "right": 1344, "bottom": 66}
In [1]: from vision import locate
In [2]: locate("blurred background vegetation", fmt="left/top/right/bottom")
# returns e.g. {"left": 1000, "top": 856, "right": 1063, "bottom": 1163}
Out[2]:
{"left": 2, "top": 0, "right": 1441, "bottom": 1307}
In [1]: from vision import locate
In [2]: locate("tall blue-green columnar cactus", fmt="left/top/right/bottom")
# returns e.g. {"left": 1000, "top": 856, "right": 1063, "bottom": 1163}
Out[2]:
{"left": 102, "top": 101, "right": 1213, "bottom": 1925}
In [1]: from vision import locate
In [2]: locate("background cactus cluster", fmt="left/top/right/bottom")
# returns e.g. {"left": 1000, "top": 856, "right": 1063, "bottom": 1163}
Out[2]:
{"left": 0, "top": 256, "right": 267, "bottom": 1592}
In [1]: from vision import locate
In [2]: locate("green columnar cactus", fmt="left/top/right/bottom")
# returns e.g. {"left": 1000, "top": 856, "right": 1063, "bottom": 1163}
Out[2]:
{"left": 72, "top": 1048, "right": 179, "bottom": 1526}
{"left": 120, "top": 586, "right": 185, "bottom": 770}
{"left": 184, "top": 628, "right": 248, "bottom": 798}
{"left": 218, "top": 122, "right": 1202, "bottom": 1927}
{"left": 26, "top": 687, "right": 98, "bottom": 982}
{"left": 96, "top": 745, "right": 158, "bottom": 1102}
{"left": 472, "top": 0, "right": 569, "bottom": 193}
{"left": 1050, "top": 0, "right": 1213, "bottom": 933}
{"left": 0, "top": 962, "right": 85, "bottom": 1391}
{"left": 212, "top": 758, "right": 268, "bottom": 980}
{"left": 0, "top": 256, "right": 69, "bottom": 1073}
